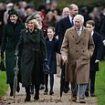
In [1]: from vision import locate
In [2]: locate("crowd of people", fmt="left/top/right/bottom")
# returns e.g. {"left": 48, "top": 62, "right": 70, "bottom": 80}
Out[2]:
{"left": 0, "top": 0, "right": 105, "bottom": 103}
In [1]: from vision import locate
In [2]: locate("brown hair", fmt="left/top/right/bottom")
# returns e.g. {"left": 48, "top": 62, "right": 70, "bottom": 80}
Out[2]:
{"left": 86, "top": 20, "right": 95, "bottom": 27}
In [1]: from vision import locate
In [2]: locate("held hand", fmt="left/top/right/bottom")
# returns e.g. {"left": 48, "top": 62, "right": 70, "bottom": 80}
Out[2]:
{"left": 61, "top": 55, "right": 67, "bottom": 62}
{"left": 95, "top": 59, "right": 100, "bottom": 63}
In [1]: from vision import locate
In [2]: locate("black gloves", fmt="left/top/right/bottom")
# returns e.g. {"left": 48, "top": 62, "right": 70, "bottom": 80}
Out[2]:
{"left": 43, "top": 59, "right": 50, "bottom": 74}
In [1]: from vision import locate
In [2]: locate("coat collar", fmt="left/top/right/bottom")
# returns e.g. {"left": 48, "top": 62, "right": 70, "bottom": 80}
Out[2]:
{"left": 71, "top": 26, "right": 86, "bottom": 44}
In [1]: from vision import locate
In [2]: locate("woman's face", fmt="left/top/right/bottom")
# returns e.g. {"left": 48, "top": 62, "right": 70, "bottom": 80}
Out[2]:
{"left": 10, "top": 14, "right": 18, "bottom": 23}
{"left": 35, "top": 14, "right": 42, "bottom": 22}
{"left": 47, "top": 28, "right": 55, "bottom": 39}
{"left": 27, "top": 21, "right": 35, "bottom": 31}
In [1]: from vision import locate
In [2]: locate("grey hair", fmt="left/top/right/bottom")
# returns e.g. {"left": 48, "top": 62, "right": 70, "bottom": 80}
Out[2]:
{"left": 73, "top": 14, "right": 84, "bottom": 24}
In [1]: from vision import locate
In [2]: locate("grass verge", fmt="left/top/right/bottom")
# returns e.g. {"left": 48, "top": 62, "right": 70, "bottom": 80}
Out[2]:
{"left": 0, "top": 71, "right": 8, "bottom": 97}
{"left": 96, "top": 61, "right": 105, "bottom": 105}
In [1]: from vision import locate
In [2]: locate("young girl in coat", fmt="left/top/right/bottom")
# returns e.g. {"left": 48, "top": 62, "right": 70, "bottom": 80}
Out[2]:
{"left": 44, "top": 26, "right": 58, "bottom": 95}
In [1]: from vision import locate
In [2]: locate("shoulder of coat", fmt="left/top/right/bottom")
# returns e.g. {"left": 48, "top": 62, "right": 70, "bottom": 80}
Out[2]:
{"left": 66, "top": 26, "right": 74, "bottom": 33}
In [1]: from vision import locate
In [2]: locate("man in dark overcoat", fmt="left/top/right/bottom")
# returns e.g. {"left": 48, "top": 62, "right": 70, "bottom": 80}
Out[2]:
{"left": 55, "top": 3, "right": 79, "bottom": 93}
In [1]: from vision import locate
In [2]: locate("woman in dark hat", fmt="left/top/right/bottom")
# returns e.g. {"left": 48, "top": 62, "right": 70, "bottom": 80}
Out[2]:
{"left": 17, "top": 17, "right": 47, "bottom": 102}
{"left": 1, "top": 9, "right": 24, "bottom": 96}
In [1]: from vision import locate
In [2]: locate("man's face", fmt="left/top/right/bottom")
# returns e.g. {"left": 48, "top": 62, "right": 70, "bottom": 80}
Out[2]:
{"left": 70, "top": 6, "right": 78, "bottom": 17}
{"left": 62, "top": 8, "right": 70, "bottom": 17}
{"left": 74, "top": 19, "right": 82, "bottom": 29}
{"left": 26, "top": 8, "right": 34, "bottom": 16}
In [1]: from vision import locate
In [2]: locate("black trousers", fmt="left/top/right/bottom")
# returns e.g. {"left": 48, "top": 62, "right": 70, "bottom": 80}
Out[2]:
{"left": 90, "top": 70, "right": 96, "bottom": 94}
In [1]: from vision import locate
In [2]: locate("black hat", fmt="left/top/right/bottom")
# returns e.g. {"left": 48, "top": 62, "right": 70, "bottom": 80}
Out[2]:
{"left": 8, "top": 9, "right": 18, "bottom": 16}
{"left": 25, "top": 13, "right": 37, "bottom": 23}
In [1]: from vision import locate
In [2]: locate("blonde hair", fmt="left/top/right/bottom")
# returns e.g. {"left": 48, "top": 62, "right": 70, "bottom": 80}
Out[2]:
{"left": 28, "top": 19, "right": 40, "bottom": 29}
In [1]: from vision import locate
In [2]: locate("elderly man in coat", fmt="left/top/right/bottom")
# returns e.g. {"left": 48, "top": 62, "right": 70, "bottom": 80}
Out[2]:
{"left": 61, "top": 14, "right": 94, "bottom": 103}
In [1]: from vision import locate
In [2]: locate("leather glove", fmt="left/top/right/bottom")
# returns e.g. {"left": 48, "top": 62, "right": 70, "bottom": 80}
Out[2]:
{"left": 43, "top": 59, "right": 50, "bottom": 74}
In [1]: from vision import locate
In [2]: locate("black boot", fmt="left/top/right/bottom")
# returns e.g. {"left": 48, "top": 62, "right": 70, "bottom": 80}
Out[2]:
{"left": 17, "top": 82, "right": 20, "bottom": 93}
{"left": 34, "top": 84, "right": 39, "bottom": 100}
{"left": 25, "top": 86, "right": 31, "bottom": 102}
{"left": 34, "top": 92, "right": 39, "bottom": 100}
{"left": 10, "top": 84, "right": 13, "bottom": 96}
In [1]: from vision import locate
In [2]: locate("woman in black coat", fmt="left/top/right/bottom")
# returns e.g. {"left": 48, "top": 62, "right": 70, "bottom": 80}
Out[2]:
{"left": 1, "top": 9, "right": 24, "bottom": 96}
{"left": 17, "top": 17, "right": 47, "bottom": 101}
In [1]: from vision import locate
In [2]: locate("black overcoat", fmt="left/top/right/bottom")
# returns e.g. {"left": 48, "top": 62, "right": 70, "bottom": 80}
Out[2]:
{"left": 18, "top": 29, "right": 47, "bottom": 87}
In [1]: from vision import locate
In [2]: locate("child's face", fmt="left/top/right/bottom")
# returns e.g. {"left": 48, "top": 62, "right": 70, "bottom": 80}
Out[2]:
{"left": 47, "top": 28, "right": 55, "bottom": 38}
{"left": 86, "top": 24, "right": 94, "bottom": 32}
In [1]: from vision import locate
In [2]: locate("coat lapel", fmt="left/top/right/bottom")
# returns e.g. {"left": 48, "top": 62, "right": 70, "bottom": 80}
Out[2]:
{"left": 72, "top": 27, "right": 86, "bottom": 44}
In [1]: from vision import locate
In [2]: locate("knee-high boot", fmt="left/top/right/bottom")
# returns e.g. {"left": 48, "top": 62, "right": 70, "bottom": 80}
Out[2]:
{"left": 25, "top": 86, "right": 31, "bottom": 102}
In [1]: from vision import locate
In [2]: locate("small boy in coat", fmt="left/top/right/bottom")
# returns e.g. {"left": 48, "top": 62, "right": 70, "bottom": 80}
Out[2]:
{"left": 86, "top": 20, "right": 103, "bottom": 97}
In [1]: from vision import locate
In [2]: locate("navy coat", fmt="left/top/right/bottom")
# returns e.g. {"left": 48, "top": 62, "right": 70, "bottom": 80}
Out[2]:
{"left": 46, "top": 37, "right": 58, "bottom": 74}
{"left": 55, "top": 16, "right": 73, "bottom": 52}
{"left": 90, "top": 31, "right": 103, "bottom": 71}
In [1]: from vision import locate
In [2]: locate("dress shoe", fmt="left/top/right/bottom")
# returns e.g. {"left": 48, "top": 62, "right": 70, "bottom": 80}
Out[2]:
{"left": 71, "top": 96, "right": 76, "bottom": 102}
{"left": 90, "top": 93, "right": 96, "bottom": 97}
{"left": 85, "top": 91, "right": 89, "bottom": 97}
{"left": 49, "top": 91, "right": 54, "bottom": 95}
{"left": 79, "top": 98, "right": 86, "bottom": 103}
{"left": 64, "top": 87, "right": 70, "bottom": 93}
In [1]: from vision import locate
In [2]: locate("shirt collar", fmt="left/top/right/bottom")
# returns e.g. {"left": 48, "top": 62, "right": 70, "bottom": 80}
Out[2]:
{"left": 91, "top": 31, "right": 94, "bottom": 36}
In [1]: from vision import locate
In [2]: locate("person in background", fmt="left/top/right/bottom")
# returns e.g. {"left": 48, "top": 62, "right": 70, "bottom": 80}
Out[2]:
{"left": 0, "top": 2, "right": 5, "bottom": 47}
{"left": 1, "top": 9, "right": 24, "bottom": 97}
{"left": 17, "top": 17, "right": 47, "bottom": 102}
{"left": 44, "top": 26, "right": 58, "bottom": 95}
{"left": 3, "top": 2, "right": 14, "bottom": 24}
{"left": 61, "top": 14, "right": 94, "bottom": 103}
{"left": 85, "top": 20, "right": 103, "bottom": 97}
{"left": 62, "top": 7, "right": 70, "bottom": 18}
{"left": 55, "top": 3, "right": 79, "bottom": 93}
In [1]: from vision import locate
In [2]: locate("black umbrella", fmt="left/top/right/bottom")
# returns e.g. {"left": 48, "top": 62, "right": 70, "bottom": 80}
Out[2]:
{"left": 13, "top": 55, "right": 19, "bottom": 98}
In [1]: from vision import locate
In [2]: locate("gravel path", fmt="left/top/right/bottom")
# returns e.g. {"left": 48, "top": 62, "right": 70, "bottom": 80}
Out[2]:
{"left": 0, "top": 75, "right": 97, "bottom": 105}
